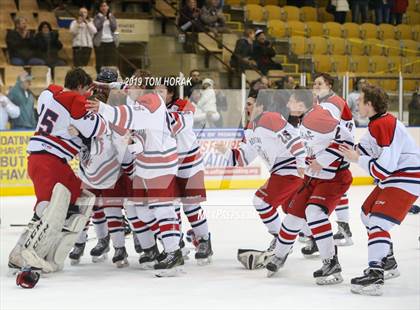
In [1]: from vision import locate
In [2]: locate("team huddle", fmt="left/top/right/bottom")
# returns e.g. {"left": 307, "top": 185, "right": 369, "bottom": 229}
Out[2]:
{"left": 7, "top": 68, "right": 419, "bottom": 297}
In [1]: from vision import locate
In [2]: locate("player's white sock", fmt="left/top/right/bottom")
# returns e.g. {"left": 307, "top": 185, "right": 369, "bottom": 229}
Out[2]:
{"left": 306, "top": 204, "right": 334, "bottom": 260}
{"left": 152, "top": 203, "right": 181, "bottom": 253}
{"left": 75, "top": 221, "right": 89, "bottom": 244}
{"left": 134, "top": 204, "right": 157, "bottom": 249}
{"left": 276, "top": 214, "right": 305, "bottom": 257}
{"left": 335, "top": 193, "right": 349, "bottom": 222}
{"left": 367, "top": 216, "right": 394, "bottom": 264}
{"left": 301, "top": 222, "right": 312, "bottom": 237}
{"left": 92, "top": 207, "right": 108, "bottom": 239}
{"left": 104, "top": 207, "right": 125, "bottom": 248}
{"left": 183, "top": 204, "right": 209, "bottom": 239}
{"left": 253, "top": 196, "right": 281, "bottom": 235}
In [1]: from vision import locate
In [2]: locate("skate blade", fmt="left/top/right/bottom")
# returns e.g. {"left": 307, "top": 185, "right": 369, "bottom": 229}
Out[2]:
{"left": 139, "top": 261, "right": 156, "bottom": 270}
{"left": 385, "top": 268, "right": 400, "bottom": 280}
{"left": 334, "top": 238, "right": 354, "bottom": 247}
{"left": 115, "top": 259, "right": 129, "bottom": 268}
{"left": 154, "top": 266, "right": 185, "bottom": 278}
{"left": 351, "top": 284, "right": 383, "bottom": 296}
{"left": 196, "top": 256, "right": 212, "bottom": 266}
{"left": 315, "top": 272, "right": 343, "bottom": 285}
{"left": 70, "top": 258, "right": 81, "bottom": 266}
{"left": 91, "top": 253, "right": 108, "bottom": 263}
{"left": 303, "top": 253, "right": 319, "bottom": 259}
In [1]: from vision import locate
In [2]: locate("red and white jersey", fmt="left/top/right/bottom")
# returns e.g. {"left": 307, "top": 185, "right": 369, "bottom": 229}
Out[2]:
{"left": 98, "top": 93, "right": 178, "bottom": 179}
{"left": 78, "top": 124, "right": 135, "bottom": 189}
{"left": 28, "top": 85, "right": 107, "bottom": 162}
{"left": 358, "top": 113, "right": 420, "bottom": 196}
{"left": 167, "top": 99, "right": 203, "bottom": 178}
{"left": 227, "top": 112, "right": 306, "bottom": 176}
{"left": 300, "top": 103, "right": 354, "bottom": 180}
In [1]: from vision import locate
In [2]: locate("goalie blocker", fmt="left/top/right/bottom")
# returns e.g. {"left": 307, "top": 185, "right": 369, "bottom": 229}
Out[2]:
{"left": 14, "top": 183, "right": 95, "bottom": 275}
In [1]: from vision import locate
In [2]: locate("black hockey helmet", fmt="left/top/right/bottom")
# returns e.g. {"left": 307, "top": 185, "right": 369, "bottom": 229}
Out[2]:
{"left": 96, "top": 67, "right": 118, "bottom": 83}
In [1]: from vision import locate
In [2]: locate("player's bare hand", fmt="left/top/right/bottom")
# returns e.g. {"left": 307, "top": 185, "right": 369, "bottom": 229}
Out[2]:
{"left": 214, "top": 142, "right": 228, "bottom": 154}
{"left": 308, "top": 159, "right": 322, "bottom": 174}
{"left": 339, "top": 144, "right": 360, "bottom": 162}
{"left": 297, "top": 167, "right": 305, "bottom": 178}
{"left": 68, "top": 125, "right": 79, "bottom": 137}
{"left": 85, "top": 99, "right": 100, "bottom": 112}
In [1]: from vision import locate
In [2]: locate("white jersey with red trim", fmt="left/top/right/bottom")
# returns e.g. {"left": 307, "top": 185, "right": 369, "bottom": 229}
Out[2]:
{"left": 167, "top": 99, "right": 203, "bottom": 178}
{"left": 300, "top": 104, "right": 354, "bottom": 180}
{"left": 98, "top": 93, "right": 178, "bottom": 179}
{"left": 226, "top": 111, "right": 306, "bottom": 176}
{"left": 27, "top": 85, "right": 107, "bottom": 162}
{"left": 358, "top": 113, "right": 420, "bottom": 196}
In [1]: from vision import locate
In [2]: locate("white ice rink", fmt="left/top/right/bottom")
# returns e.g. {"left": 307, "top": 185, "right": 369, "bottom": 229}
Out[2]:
{"left": 1, "top": 186, "right": 419, "bottom": 310}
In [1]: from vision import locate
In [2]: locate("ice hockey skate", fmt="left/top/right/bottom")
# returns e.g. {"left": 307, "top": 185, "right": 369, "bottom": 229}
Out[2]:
{"left": 90, "top": 235, "right": 110, "bottom": 263}
{"left": 301, "top": 236, "right": 319, "bottom": 257}
{"left": 266, "top": 253, "right": 288, "bottom": 278}
{"left": 69, "top": 243, "right": 86, "bottom": 265}
{"left": 313, "top": 254, "right": 343, "bottom": 285}
{"left": 139, "top": 244, "right": 160, "bottom": 269}
{"left": 154, "top": 249, "right": 185, "bottom": 277}
{"left": 333, "top": 221, "right": 354, "bottom": 246}
{"left": 195, "top": 235, "right": 213, "bottom": 265}
{"left": 351, "top": 266, "right": 384, "bottom": 296}
{"left": 112, "top": 247, "right": 129, "bottom": 268}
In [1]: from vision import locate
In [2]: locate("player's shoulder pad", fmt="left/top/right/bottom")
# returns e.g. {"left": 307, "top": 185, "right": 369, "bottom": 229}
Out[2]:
{"left": 256, "top": 112, "right": 287, "bottom": 132}
{"left": 53, "top": 89, "right": 89, "bottom": 120}
{"left": 302, "top": 105, "right": 338, "bottom": 134}
{"left": 341, "top": 103, "right": 353, "bottom": 121}
{"left": 327, "top": 95, "right": 346, "bottom": 111}
{"left": 368, "top": 113, "right": 397, "bottom": 147}
{"left": 46, "top": 84, "right": 64, "bottom": 94}
{"left": 135, "top": 93, "right": 161, "bottom": 113}
{"left": 175, "top": 98, "right": 195, "bottom": 113}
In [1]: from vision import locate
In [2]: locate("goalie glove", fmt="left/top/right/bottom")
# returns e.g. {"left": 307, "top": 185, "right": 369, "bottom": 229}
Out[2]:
{"left": 237, "top": 249, "right": 274, "bottom": 270}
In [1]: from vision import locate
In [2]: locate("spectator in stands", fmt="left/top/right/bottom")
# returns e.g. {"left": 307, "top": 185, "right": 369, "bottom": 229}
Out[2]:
{"left": 184, "top": 69, "right": 202, "bottom": 98}
{"left": 70, "top": 7, "right": 97, "bottom": 67}
{"left": 332, "top": 0, "right": 350, "bottom": 24}
{"left": 200, "top": 0, "right": 229, "bottom": 34}
{"left": 7, "top": 72, "right": 37, "bottom": 130}
{"left": 248, "top": 76, "right": 270, "bottom": 98}
{"left": 372, "top": 0, "right": 393, "bottom": 24}
{"left": 193, "top": 78, "right": 220, "bottom": 128}
{"left": 230, "top": 29, "right": 257, "bottom": 72}
{"left": 179, "top": 0, "right": 202, "bottom": 32}
{"left": 408, "top": 88, "right": 420, "bottom": 126}
{"left": 347, "top": 78, "right": 368, "bottom": 126}
{"left": 0, "top": 85, "right": 20, "bottom": 130}
{"left": 34, "top": 22, "right": 66, "bottom": 67}
{"left": 93, "top": 1, "right": 118, "bottom": 73}
{"left": 252, "top": 30, "right": 282, "bottom": 75}
{"left": 6, "top": 17, "right": 45, "bottom": 66}
{"left": 275, "top": 75, "right": 299, "bottom": 89}
{"left": 350, "top": 0, "right": 369, "bottom": 23}
{"left": 391, "top": 0, "right": 408, "bottom": 25}
{"left": 243, "top": 96, "right": 256, "bottom": 127}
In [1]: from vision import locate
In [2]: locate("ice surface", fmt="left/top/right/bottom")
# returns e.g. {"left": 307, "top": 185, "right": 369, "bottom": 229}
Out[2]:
{"left": 1, "top": 186, "right": 419, "bottom": 310}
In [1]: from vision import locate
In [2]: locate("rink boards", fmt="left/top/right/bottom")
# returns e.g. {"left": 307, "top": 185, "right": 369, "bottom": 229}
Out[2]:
{"left": 1, "top": 128, "right": 419, "bottom": 196}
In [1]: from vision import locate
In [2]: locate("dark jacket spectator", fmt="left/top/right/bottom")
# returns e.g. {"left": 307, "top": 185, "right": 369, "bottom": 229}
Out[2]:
{"left": 6, "top": 17, "right": 45, "bottom": 66}
{"left": 93, "top": 1, "right": 118, "bottom": 73}
{"left": 252, "top": 30, "right": 282, "bottom": 75}
{"left": 408, "top": 91, "right": 420, "bottom": 126}
{"left": 34, "top": 22, "right": 66, "bottom": 67}
{"left": 351, "top": 0, "right": 369, "bottom": 23}
{"left": 184, "top": 69, "right": 203, "bottom": 99}
{"left": 371, "top": 0, "right": 394, "bottom": 24}
{"left": 8, "top": 72, "right": 37, "bottom": 130}
{"left": 391, "top": 0, "right": 408, "bottom": 24}
{"left": 200, "top": 0, "right": 229, "bottom": 34}
{"left": 179, "top": 0, "right": 202, "bottom": 32}
{"left": 230, "top": 29, "right": 257, "bottom": 72}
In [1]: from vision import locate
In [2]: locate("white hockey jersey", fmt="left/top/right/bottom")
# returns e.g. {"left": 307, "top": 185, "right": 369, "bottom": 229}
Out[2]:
{"left": 78, "top": 124, "right": 135, "bottom": 189}
{"left": 98, "top": 92, "right": 178, "bottom": 179}
{"left": 227, "top": 111, "right": 306, "bottom": 176}
{"left": 28, "top": 85, "right": 107, "bottom": 162}
{"left": 167, "top": 98, "right": 204, "bottom": 178}
{"left": 300, "top": 103, "right": 354, "bottom": 180}
{"left": 358, "top": 113, "right": 420, "bottom": 196}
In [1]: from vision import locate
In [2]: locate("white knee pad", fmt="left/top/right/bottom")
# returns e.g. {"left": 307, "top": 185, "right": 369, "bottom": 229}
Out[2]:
{"left": 153, "top": 205, "right": 177, "bottom": 222}
{"left": 252, "top": 195, "right": 266, "bottom": 209}
{"left": 135, "top": 205, "right": 155, "bottom": 223}
{"left": 305, "top": 204, "right": 326, "bottom": 220}
{"left": 369, "top": 215, "right": 395, "bottom": 232}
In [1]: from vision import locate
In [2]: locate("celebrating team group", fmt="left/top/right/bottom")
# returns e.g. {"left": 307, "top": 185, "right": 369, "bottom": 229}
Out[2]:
{"left": 8, "top": 67, "right": 419, "bottom": 296}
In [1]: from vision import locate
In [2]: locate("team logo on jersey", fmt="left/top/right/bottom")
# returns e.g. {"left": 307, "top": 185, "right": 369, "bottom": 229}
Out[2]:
{"left": 375, "top": 200, "right": 386, "bottom": 205}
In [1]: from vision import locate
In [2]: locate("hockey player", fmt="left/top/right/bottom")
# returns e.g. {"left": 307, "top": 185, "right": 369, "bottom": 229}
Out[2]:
{"left": 216, "top": 90, "right": 307, "bottom": 270}
{"left": 339, "top": 84, "right": 420, "bottom": 296}
{"left": 86, "top": 70, "right": 184, "bottom": 276}
{"left": 10, "top": 68, "right": 104, "bottom": 287}
{"left": 265, "top": 77, "right": 354, "bottom": 285}
{"left": 160, "top": 83, "right": 212, "bottom": 264}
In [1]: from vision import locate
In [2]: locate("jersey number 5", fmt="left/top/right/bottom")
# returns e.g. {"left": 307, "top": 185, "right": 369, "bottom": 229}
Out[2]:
{"left": 39, "top": 109, "right": 59, "bottom": 134}
{"left": 278, "top": 130, "right": 292, "bottom": 144}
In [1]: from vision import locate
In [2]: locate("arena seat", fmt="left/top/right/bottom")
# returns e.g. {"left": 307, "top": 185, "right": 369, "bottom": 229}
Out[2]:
{"left": 370, "top": 56, "right": 389, "bottom": 73}
{"left": 332, "top": 55, "right": 349, "bottom": 72}
{"left": 395, "top": 24, "right": 413, "bottom": 40}
{"left": 282, "top": 6, "right": 300, "bottom": 21}
{"left": 306, "top": 21, "right": 324, "bottom": 37}
{"left": 364, "top": 39, "right": 384, "bottom": 56}
{"left": 360, "top": 23, "right": 378, "bottom": 39}
{"left": 328, "top": 37, "right": 347, "bottom": 55}
{"left": 309, "top": 36, "right": 328, "bottom": 54}
{"left": 312, "top": 54, "right": 333, "bottom": 72}
{"left": 318, "top": 7, "right": 334, "bottom": 22}
{"left": 300, "top": 6, "right": 317, "bottom": 22}
{"left": 383, "top": 39, "right": 401, "bottom": 56}
{"left": 401, "top": 39, "right": 419, "bottom": 56}
{"left": 264, "top": 5, "right": 282, "bottom": 21}
{"left": 349, "top": 55, "right": 369, "bottom": 73}
{"left": 4, "top": 66, "right": 27, "bottom": 88}
{"left": 289, "top": 36, "right": 309, "bottom": 56}
{"left": 245, "top": 4, "right": 265, "bottom": 23}
{"left": 347, "top": 38, "right": 365, "bottom": 55}
{"left": 377, "top": 23, "right": 396, "bottom": 40}
{"left": 287, "top": 20, "right": 306, "bottom": 36}
{"left": 53, "top": 66, "right": 71, "bottom": 85}
{"left": 19, "top": 0, "right": 39, "bottom": 12}
{"left": 323, "top": 22, "right": 342, "bottom": 37}
{"left": 412, "top": 24, "right": 420, "bottom": 40}
{"left": 37, "top": 12, "right": 58, "bottom": 29}
{"left": 405, "top": 11, "right": 420, "bottom": 24}
{"left": 267, "top": 20, "right": 287, "bottom": 38}
{"left": 342, "top": 23, "right": 360, "bottom": 38}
